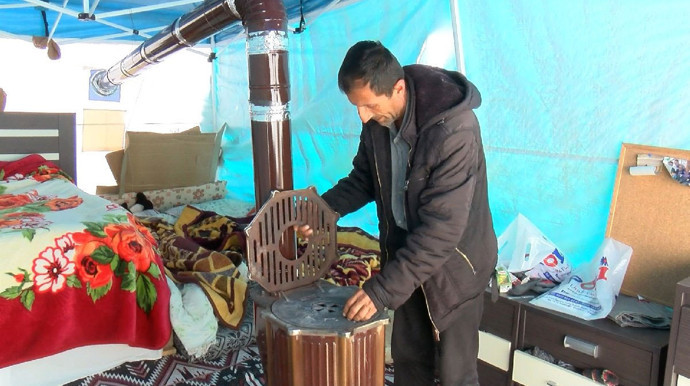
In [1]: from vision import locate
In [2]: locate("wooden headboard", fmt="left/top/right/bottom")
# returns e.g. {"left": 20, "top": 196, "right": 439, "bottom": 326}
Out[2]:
{"left": 0, "top": 112, "right": 77, "bottom": 181}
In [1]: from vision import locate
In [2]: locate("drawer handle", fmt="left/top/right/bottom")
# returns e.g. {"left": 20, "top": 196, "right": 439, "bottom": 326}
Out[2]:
{"left": 546, "top": 381, "right": 557, "bottom": 386}
{"left": 563, "top": 335, "right": 599, "bottom": 358}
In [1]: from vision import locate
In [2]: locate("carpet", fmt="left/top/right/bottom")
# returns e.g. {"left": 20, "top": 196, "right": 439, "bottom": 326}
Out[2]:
{"left": 67, "top": 343, "right": 397, "bottom": 386}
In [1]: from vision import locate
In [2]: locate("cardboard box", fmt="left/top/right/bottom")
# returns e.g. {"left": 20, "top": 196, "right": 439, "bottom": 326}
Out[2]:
{"left": 105, "top": 149, "right": 124, "bottom": 184}
{"left": 95, "top": 185, "right": 119, "bottom": 195}
{"left": 103, "top": 126, "right": 223, "bottom": 194}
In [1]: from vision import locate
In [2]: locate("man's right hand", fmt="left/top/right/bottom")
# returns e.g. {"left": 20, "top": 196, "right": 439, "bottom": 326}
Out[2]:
{"left": 294, "top": 224, "right": 313, "bottom": 241}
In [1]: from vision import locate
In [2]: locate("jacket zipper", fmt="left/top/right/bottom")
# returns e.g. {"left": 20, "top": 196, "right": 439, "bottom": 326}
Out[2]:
{"left": 404, "top": 144, "right": 440, "bottom": 341}
{"left": 372, "top": 134, "right": 389, "bottom": 267}
{"left": 456, "top": 248, "right": 476, "bottom": 275}
{"left": 403, "top": 147, "right": 412, "bottom": 218}
{"left": 420, "top": 250, "right": 476, "bottom": 341}
{"left": 420, "top": 284, "right": 441, "bottom": 341}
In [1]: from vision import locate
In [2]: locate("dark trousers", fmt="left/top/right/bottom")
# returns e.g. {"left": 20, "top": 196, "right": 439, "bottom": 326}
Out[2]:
{"left": 392, "top": 288, "right": 484, "bottom": 386}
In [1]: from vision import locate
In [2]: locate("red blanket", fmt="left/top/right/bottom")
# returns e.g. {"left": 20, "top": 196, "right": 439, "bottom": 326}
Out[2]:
{"left": 0, "top": 157, "right": 171, "bottom": 368}
{"left": 0, "top": 154, "right": 71, "bottom": 182}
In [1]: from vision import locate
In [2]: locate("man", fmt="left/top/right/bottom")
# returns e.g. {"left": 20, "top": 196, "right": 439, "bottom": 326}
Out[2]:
{"left": 302, "top": 40, "right": 497, "bottom": 385}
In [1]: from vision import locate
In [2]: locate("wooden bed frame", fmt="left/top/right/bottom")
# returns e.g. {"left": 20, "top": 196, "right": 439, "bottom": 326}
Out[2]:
{"left": 0, "top": 111, "right": 77, "bottom": 181}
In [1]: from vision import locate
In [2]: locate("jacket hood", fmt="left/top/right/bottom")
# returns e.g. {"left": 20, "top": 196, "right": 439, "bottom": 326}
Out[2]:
{"left": 403, "top": 64, "right": 482, "bottom": 130}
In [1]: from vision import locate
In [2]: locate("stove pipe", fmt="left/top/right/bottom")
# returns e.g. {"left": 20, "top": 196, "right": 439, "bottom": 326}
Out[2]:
{"left": 90, "top": 0, "right": 293, "bottom": 209}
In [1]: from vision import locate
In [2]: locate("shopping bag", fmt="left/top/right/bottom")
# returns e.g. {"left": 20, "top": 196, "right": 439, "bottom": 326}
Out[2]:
{"left": 496, "top": 213, "right": 572, "bottom": 282}
{"left": 529, "top": 237, "right": 633, "bottom": 320}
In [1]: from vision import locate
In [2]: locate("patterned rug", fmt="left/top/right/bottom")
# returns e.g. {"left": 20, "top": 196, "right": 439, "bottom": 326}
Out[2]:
{"left": 67, "top": 344, "right": 397, "bottom": 386}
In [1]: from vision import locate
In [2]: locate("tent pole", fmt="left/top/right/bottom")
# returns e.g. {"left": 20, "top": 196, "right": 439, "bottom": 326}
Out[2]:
{"left": 210, "top": 35, "right": 218, "bottom": 132}
{"left": 48, "top": 0, "right": 70, "bottom": 42}
{"left": 21, "top": 0, "right": 149, "bottom": 38}
{"left": 89, "top": 0, "right": 101, "bottom": 15}
{"left": 449, "top": 0, "right": 465, "bottom": 74}
{"left": 96, "top": 0, "right": 202, "bottom": 19}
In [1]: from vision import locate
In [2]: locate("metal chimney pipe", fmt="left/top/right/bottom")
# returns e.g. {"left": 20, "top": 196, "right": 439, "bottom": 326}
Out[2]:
{"left": 235, "top": 0, "right": 293, "bottom": 208}
{"left": 90, "top": 0, "right": 293, "bottom": 211}
{"left": 90, "top": 0, "right": 242, "bottom": 95}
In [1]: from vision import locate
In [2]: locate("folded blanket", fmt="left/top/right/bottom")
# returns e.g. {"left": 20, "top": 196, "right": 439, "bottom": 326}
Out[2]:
{"left": 607, "top": 294, "right": 673, "bottom": 329}
{"left": 142, "top": 206, "right": 250, "bottom": 329}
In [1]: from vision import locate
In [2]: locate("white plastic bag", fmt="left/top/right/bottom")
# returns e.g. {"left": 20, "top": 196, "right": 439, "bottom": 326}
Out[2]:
{"left": 529, "top": 237, "right": 633, "bottom": 320}
{"left": 496, "top": 213, "right": 572, "bottom": 282}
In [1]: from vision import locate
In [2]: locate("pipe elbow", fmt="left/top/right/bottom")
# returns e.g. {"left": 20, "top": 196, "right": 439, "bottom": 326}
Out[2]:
{"left": 89, "top": 69, "right": 119, "bottom": 96}
{"left": 236, "top": 0, "right": 287, "bottom": 33}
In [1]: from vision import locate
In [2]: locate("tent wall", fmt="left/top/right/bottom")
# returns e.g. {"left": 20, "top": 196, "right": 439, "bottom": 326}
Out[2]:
{"left": 208, "top": 0, "right": 456, "bottom": 235}
{"left": 459, "top": 1, "right": 690, "bottom": 264}
{"left": 209, "top": 0, "right": 690, "bottom": 266}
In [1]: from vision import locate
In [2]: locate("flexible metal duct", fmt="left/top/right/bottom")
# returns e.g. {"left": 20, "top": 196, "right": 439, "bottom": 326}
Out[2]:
{"left": 90, "top": 0, "right": 293, "bottom": 210}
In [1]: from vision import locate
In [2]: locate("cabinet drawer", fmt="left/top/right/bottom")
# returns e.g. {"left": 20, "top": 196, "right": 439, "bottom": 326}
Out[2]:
{"left": 679, "top": 374, "right": 690, "bottom": 386}
{"left": 674, "top": 306, "right": 690, "bottom": 378}
{"left": 478, "top": 360, "right": 511, "bottom": 385}
{"left": 481, "top": 292, "right": 519, "bottom": 340}
{"left": 521, "top": 308, "right": 655, "bottom": 385}
{"left": 512, "top": 350, "right": 599, "bottom": 386}
{"left": 478, "top": 330, "right": 511, "bottom": 371}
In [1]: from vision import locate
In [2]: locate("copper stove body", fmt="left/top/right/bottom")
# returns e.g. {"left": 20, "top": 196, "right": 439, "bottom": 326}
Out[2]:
{"left": 245, "top": 188, "right": 389, "bottom": 386}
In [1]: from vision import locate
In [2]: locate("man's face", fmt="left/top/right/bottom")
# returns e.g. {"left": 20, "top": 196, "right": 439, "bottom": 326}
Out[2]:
{"left": 345, "top": 79, "right": 406, "bottom": 127}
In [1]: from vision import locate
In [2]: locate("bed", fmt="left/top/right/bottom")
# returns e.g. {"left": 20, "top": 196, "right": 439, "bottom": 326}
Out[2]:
{"left": 0, "top": 112, "right": 171, "bottom": 386}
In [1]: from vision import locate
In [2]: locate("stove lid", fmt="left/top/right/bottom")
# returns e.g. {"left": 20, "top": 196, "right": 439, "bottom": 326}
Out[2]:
{"left": 269, "top": 283, "right": 389, "bottom": 334}
{"left": 244, "top": 187, "right": 340, "bottom": 293}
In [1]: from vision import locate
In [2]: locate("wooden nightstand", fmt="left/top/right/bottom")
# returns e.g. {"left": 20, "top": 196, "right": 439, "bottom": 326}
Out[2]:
{"left": 665, "top": 277, "right": 690, "bottom": 386}
{"left": 517, "top": 300, "right": 668, "bottom": 386}
{"left": 477, "top": 291, "right": 526, "bottom": 385}
{"left": 478, "top": 291, "right": 669, "bottom": 386}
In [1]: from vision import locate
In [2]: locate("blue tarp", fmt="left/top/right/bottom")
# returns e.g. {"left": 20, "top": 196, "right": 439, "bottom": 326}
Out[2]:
{"left": 209, "top": 0, "right": 690, "bottom": 266}
{"left": 461, "top": 1, "right": 690, "bottom": 265}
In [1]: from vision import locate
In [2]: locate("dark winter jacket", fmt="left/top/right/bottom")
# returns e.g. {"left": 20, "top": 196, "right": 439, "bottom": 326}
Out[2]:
{"left": 322, "top": 64, "right": 497, "bottom": 333}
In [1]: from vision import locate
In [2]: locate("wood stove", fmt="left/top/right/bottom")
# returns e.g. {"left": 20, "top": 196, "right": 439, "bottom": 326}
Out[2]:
{"left": 245, "top": 187, "right": 389, "bottom": 386}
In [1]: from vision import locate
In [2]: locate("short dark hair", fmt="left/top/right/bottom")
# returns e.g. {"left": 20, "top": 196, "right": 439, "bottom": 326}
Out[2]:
{"left": 338, "top": 41, "right": 404, "bottom": 97}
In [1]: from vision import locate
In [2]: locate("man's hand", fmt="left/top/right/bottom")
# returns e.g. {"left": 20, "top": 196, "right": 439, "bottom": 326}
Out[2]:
{"left": 293, "top": 224, "right": 313, "bottom": 241}
{"left": 343, "top": 288, "right": 378, "bottom": 321}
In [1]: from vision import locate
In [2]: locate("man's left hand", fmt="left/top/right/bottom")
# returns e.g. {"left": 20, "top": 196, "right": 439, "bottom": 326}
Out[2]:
{"left": 343, "top": 288, "right": 378, "bottom": 321}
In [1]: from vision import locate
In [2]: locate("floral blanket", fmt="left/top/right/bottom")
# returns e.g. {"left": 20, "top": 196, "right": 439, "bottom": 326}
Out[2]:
{"left": 0, "top": 157, "right": 171, "bottom": 369}
{"left": 141, "top": 206, "right": 250, "bottom": 330}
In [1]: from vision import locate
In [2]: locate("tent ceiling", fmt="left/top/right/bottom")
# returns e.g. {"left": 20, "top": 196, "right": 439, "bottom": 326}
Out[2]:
{"left": 0, "top": 0, "right": 356, "bottom": 44}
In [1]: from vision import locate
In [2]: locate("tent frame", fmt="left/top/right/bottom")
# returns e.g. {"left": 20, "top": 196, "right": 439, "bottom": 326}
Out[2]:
{"left": 15, "top": 0, "right": 204, "bottom": 42}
